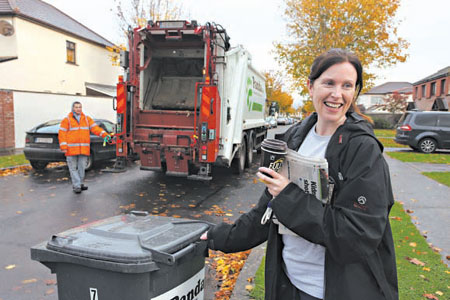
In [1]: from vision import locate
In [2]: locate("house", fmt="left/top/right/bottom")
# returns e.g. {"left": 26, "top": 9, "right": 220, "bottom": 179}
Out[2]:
{"left": 0, "top": 0, "right": 122, "bottom": 153}
{"left": 357, "top": 82, "right": 413, "bottom": 113}
{"left": 412, "top": 67, "right": 449, "bottom": 111}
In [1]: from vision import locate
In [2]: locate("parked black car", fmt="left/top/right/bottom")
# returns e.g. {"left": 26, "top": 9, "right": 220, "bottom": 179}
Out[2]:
{"left": 24, "top": 119, "right": 116, "bottom": 170}
{"left": 395, "top": 111, "right": 450, "bottom": 153}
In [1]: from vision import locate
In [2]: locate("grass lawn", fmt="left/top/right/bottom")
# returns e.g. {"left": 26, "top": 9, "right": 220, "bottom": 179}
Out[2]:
{"left": 378, "top": 138, "right": 409, "bottom": 148}
{"left": 386, "top": 152, "right": 450, "bottom": 164}
{"left": 249, "top": 202, "right": 449, "bottom": 300}
{"left": 0, "top": 154, "right": 29, "bottom": 168}
{"left": 422, "top": 172, "right": 450, "bottom": 187}
{"left": 374, "top": 129, "right": 396, "bottom": 138}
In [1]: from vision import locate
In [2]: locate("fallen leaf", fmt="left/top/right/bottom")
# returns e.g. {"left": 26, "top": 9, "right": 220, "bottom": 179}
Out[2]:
{"left": 225, "top": 213, "right": 233, "bottom": 217}
{"left": 21, "top": 278, "right": 37, "bottom": 284}
{"left": 406, "top": 257, "right": 425, "bottom": 266}
{"left": 390, "top": 216, "right": 402, "bottom": 221}
{"left": 245, "top": 285, "right": 254, "bottom": 291}
{"left": 423, "top": 294, "right": 439, "bottom": 300}
{"left": 409, "top": 242, "right": 417, "bottom": 247}
{"left": 247, "top": 277, "right": 254, "bottom": 283}
{"left": 405, "top": 209, "right": 414, "bottom": 213}
{"left": 16, "top": 211, "right": 22, "bottom": 214}
{"left": 188, "top": 204, "right": 196, "bottom": 208}
{"left": 422, "top": 267, "right": 431, "bottom": 272}
{"left": 5, "top": 264, "right": 16, "bottom": 270}
{"left": 45, "top": 279, "right": 57, "bottom": 285}
{"left": 45, "top": 288, "right": 55, "bottom": 295}
{"left": 436, "top": 291, "right": 443, "bottom": 296}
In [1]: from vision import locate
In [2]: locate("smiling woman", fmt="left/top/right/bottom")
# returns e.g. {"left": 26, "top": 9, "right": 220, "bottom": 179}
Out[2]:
{"left": 203, "top": 49, "right": 398, "bottom": 300}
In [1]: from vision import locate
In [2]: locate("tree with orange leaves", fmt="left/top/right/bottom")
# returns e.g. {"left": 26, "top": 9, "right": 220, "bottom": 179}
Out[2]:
{"left": 264, "top": 71, "right": 295, "bottom": 115}
{"left": 275, "top": 0, "right": 409, "bottom": 95}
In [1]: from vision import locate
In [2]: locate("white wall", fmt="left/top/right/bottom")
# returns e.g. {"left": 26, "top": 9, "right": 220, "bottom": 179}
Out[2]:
{"left": 14, "top": 91, "right": 116, "bottom": 148}
{"left": 0, "top": 17, "right": 121, "bottom": 94}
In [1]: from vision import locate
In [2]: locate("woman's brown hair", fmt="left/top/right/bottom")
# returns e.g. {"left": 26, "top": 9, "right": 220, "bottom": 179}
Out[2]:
{"left": 308, "top": 48, "right": 372, "bottom": 124}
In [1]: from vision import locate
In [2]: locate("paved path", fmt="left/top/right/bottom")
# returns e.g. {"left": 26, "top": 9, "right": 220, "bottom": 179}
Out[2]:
{"left": 230, "top": 154, "right": 449, "bottom": 299}
{"left": 384, "top": 155, "right": 449, "bottom": 261}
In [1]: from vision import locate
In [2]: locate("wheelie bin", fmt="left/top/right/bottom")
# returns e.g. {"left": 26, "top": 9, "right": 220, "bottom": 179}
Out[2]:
{"left": 31, "top": 211, "right": 211, "bottom": 300}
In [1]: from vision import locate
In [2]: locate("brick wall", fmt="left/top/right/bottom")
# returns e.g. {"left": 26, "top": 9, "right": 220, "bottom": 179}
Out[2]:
{"left": 0, "top": 90, "right": 15, "bottom": 154}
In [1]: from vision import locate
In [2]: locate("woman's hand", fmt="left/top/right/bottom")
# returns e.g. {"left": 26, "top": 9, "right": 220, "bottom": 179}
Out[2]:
{"left": 257, "top": 167, "right": 290, "bottom": 197}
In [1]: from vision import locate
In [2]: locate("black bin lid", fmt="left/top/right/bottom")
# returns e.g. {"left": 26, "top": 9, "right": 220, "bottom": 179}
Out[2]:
{"left": 46, "top": 212, "right": 210, "bottom": 265}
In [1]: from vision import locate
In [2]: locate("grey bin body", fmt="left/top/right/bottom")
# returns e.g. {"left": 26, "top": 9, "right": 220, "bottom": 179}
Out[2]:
{"left": 31, "top": 213, "right": 211, "bottom": 300}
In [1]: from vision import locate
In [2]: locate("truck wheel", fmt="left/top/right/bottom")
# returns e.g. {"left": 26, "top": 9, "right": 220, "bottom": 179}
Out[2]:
{"left": 245, "top": 132, "right": 254, "bottom": 168}
{"left": 232, "top": 137, "right": 246, "bottom": 174}
{"left": 30, "top": 161, "right": 48, "bottom": 171}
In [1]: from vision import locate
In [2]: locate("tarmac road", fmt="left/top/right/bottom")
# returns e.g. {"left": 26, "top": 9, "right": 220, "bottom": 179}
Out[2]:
{"left": 0, "top": 125, "right": 291, "bottom": 300}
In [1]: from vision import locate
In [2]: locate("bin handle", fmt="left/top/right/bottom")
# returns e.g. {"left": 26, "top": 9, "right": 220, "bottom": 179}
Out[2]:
{"left": 138, "top": 237, "right": 196, "bottom": 266}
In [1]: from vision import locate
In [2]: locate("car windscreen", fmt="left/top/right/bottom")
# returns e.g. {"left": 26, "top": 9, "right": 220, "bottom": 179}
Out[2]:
{"left": 35, "top": 122, "right": 61, "bottom": 134}
{"left": 415, "top": 114, "right": 438, "bottom": 126}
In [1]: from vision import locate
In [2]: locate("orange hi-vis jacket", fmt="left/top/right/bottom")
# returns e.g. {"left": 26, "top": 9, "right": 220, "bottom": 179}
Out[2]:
{"left": 58, "top": 112, "right": 107, "bottom": 156}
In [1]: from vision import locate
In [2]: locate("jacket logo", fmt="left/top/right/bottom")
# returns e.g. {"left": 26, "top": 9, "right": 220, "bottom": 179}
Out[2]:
{"left": 357, "top": 196, "right": 367, "bottom": 205}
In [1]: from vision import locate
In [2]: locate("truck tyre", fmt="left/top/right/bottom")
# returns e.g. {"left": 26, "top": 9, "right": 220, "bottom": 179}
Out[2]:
{"left": 30, "top": 161, "right": 48, "bottom": 171}
{"left": 232, "top": 137, "right": 246, "bottom": 174}
{"left": 245, "top": 132, "right": 254, "bottom": 168}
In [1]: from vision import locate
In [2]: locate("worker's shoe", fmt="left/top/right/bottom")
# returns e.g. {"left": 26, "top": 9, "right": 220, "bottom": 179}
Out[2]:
{"left": 81, "top": 184, "right": 88, "bottom": 191}
{"left": 73, "top": 187, "right": 82, "bottom": 194}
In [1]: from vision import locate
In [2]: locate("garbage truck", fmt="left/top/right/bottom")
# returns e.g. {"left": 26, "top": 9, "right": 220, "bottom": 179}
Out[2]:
{"left": 113, "top": 20, "right": 268, "bottom": 180}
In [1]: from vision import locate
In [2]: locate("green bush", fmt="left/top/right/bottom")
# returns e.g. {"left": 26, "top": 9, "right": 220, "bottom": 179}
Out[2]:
{"left": 372, "top": 117, "right": 394, "bottom": 129}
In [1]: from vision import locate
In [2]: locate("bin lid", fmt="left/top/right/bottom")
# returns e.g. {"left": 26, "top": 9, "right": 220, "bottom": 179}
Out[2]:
{"left": 46, "top": 213, "right": 210, "bottom": 264}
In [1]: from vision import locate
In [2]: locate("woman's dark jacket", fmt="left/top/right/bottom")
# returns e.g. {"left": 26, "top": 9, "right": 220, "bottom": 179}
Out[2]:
{"left": 207, "top": 112, "right": 398, "bottom": 300}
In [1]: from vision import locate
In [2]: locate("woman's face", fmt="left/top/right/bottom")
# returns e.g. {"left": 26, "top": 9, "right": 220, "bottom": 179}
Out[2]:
{"left": 308, "top": 62, "right": 357, "bottom": 128}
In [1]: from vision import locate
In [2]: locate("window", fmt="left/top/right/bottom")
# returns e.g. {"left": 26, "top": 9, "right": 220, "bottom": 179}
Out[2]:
{"left": 439, "top": 115, "right": 450, "bottom": 128}
{"left": 441, "top": 79, "right": 446, "bottom": 95}
{"left": 370, "top": 96, "right": 383, "bottom": 106}
{"left": 415, "top": 87, "right": 419, "bottom": 98}
{"left": 422, "top": 85, "right": 426, "bottom": 98}
{"left": 66, "top": 41, "right": 76, "bottom": 64}
{"left": 415, "top": 114, "right": 437, "bottom": 127}
{"left": 430, "top": 82, "right": 436, "bottom": 96}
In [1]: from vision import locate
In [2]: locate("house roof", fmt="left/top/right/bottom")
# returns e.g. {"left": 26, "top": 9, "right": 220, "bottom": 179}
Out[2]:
{"left": 365, "top": 82, "right": 413, "bottom": 95}
{"left": 0, "top": 0, "right": 114, "bottom": 47}
{"left": 413, "top": 66, "right": 450, "bottom": 86}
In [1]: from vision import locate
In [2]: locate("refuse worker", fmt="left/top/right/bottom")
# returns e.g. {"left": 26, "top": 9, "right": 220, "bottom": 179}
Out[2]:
{"left": 58, "top": 101, "right": 111, "bottom": 194}
{"left": 201, "top": 49, "right": 398, "bottom": 300}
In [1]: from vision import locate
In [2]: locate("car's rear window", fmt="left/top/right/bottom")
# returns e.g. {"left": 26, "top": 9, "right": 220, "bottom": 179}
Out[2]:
{"left": 397, "top": 113, "right": 411, "bottom": 125}
{"left": 414, "top": 114, "right": 438, "bottom": 126}
{"left": 438, "top": 114, "right": 450, "bottom": 128}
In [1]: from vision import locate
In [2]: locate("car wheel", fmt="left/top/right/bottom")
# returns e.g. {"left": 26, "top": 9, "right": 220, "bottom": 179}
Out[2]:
{"left": 232, "top": 136, "right": 247, "bottom": 174}
{"left": 245, "top": 132, "right": 254, "bottom": 168}
{"left": 30, "top": 161, "right": 48, "bottom": 170}
{"left": 85, "top": 154, "right": 95, "bottom": 171}
{"left": 418, "top": 138, "right": 437, "bottom": 153}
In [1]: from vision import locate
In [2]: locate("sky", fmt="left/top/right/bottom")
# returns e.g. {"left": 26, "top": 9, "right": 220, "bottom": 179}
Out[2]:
{"left": 46, "top": 0, "right": 449, "bottom": 107}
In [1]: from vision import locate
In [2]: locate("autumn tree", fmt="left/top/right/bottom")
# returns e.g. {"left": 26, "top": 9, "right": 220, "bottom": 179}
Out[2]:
{"left": 114, "top": 0, "right": 185, "bottom": 34}
{"left": 264, "top": 71, "right": 295, "bottom": 115}
{"left": 301, "top": 100, "right": 315, "bottom": 118}
{"left": 275, "top": 0, "right": 409, "bottom": 95}
{"left": 375, "top": 91, "right": 409, "bottom": 113}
